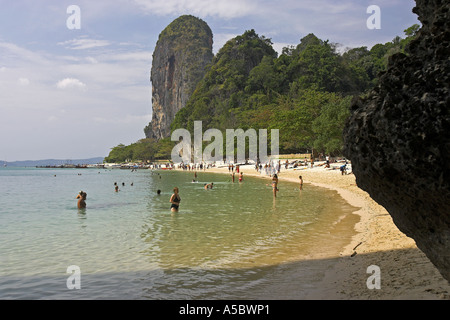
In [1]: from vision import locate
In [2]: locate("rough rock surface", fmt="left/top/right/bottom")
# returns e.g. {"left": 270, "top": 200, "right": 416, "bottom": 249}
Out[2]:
{"left": 144, "top": 15, "right": 213, "bottom": 140}
{"left": 343, "top": 0, "right": 450, "bottom": 281}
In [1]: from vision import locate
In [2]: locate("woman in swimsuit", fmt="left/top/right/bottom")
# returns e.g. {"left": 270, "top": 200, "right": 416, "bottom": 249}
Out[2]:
{"left": 272, "top": 174, "right": 279, "bottom": 197}
{"left": 170, "top": 187, "right": 181, "bottom": 212}
{"left": 76, "top": 191, "right": 87, "bottom": 209}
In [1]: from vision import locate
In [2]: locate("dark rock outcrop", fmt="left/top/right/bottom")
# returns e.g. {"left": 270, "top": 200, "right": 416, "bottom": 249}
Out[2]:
{"left": 144, "top": 15, "right": 213, "bottom": 140}
{"left": 343, "top": 0, "right": 450, "bottom": 281}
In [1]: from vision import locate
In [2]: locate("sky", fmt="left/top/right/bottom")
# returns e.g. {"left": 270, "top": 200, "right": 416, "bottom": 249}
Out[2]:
{"left": 0, "top": 0, "right": 419, "bottom": 161}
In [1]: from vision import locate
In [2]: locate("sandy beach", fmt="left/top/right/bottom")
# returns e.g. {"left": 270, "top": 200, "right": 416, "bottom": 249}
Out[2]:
{"left": 203, "top": 162, "right": 450, "bottom": 299}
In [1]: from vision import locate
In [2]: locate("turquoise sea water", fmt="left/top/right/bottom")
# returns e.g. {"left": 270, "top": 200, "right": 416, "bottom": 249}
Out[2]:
{"left": 0, "top": 167, "right": 358, "bottom": 299}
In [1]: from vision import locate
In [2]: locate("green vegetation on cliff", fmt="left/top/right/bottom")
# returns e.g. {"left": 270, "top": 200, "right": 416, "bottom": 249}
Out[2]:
{"left": 106, "top": 22, "right": 419, "bottom": 163}
{"left": 170, "top": 29, "right": 277, "bottom": 132}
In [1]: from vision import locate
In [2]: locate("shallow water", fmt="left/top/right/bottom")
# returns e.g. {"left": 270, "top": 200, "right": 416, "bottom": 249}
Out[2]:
{"left": 0, "top": 167, "right": 359, "bottom": 299}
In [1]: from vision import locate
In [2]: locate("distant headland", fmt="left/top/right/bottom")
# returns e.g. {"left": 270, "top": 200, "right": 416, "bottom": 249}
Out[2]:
{"left": 2, "top": 157, "right": 104, "bottom": 167}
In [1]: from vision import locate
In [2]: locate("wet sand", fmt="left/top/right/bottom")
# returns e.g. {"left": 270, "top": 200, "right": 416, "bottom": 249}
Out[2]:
{"left": 202, "top": 163, "right": 450, "bottom": 299}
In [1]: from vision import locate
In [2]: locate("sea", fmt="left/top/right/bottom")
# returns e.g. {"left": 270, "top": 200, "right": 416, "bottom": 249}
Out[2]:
{"left": 0, "top": 166, "right": 359, "bottom": 299}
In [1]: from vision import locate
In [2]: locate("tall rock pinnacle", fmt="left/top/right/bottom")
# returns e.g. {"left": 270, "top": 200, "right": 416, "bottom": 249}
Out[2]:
{"left": 144, "top": 15, "right": 214, "bottom": 140}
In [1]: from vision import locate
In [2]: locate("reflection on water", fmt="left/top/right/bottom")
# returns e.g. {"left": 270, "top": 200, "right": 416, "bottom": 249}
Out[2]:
{"left": 0, "top": 168, "right": 359, "bottom": 299}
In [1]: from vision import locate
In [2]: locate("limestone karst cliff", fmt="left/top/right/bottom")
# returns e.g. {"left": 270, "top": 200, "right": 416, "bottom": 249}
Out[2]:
{"left": 144, "top": 15, "right": 213, "bottom": 140}
{"left": 343, "top": 0, "right": 450, "bottom": 281}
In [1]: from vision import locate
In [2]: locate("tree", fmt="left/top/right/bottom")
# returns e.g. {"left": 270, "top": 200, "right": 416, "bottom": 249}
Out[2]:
{"left": 104, "top": 144, "right": 133, "bottom": 163}
{"left": 132, "top": 138, "right": 157, "bottom": 161}
{"left": 312, "top": 95, "right": 352, "bottom": 155}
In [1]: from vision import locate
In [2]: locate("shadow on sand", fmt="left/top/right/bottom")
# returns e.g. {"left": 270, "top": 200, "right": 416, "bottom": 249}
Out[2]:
{"left": 1, "top": 248, "right": 448, "bottom": 300}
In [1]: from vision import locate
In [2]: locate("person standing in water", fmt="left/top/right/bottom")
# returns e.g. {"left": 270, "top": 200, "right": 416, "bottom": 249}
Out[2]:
{"left": 170, "top": 187, "right": 181, "bottom": 212}
{"left": 299, "top": 175, "right": 303, "bottom": 190}
{"left": 76, "top": 191, "right": 87, "bottom": 209}
{"left": 272, "top": 174, "right": 279, "bottom": 197}
{"left": 239, "top": 172, "right": 243, "bottom": 182}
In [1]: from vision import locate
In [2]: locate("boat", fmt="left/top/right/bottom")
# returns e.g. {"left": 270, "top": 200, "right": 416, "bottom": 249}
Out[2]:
{"left": 104, "top": 163, "right": 122, "bottom": 169}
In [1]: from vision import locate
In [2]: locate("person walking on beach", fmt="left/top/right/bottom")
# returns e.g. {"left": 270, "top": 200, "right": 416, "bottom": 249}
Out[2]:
{"left": 170, "top": 187, "right": 181, "bottom": 212}
{"left": 76, "top": 191, "right": 87, "bottom": 209}
{"left": 272, "top": 174, "right": 279, "bottom": 197}
{"left": 299, "top": 175, "right": 303, "bottom": 190}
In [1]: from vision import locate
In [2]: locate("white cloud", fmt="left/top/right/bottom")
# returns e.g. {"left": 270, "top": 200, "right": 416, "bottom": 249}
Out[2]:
{"left": 0, "top": 41, "right": 51, "bottom": 66}
{"left": 93, "top": 113, "right": 151, "bottom": 124}
{"left": 56, "top": 78, "right": 86, "bottom": 89}
{"left": 58, "top": 38, "right": 111, "bottom": 50}
{"left": 133, "top": 0, "right": 256, "bottom": 18}
{"left": 85, "top": 57, "right": 98, "bottom": 64}
{"left": 100, "top": 51, "right": 152, "bottom": 62}
{"left": 212, "top": 33, "right": 239, "bottom": 53}
{"left": 272, "top": 42, "right": 296, "bottom": 56}
{"left": 17, "top": 77, "right": 30, "bottom": 86}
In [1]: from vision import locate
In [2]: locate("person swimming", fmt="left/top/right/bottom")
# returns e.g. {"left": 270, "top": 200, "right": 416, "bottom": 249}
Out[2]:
{"left": 76, "top": 191, "right": 87, "bottom": 209}
{"left": 204, "top": 182, "right": 214, "bottom": 190}
{"left": 170, "top": 187, "right": 181, "bottom": 212}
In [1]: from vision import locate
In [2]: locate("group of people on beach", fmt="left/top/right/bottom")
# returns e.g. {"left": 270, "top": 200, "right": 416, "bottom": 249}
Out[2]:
{"left": 169, "top": 170, "right": 304, "bottom": 212}
{"left": 76, "top": 166, "right": 305, "bottom": 212}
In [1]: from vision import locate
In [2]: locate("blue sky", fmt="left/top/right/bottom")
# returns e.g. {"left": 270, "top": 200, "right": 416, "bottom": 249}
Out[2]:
{"left": 0, "top": 0, "right": 419, "bottom": 161}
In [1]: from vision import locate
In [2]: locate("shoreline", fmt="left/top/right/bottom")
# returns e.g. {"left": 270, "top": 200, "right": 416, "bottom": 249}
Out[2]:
{"left": 198, "top": 164, "right": 450, "bottom": 299}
